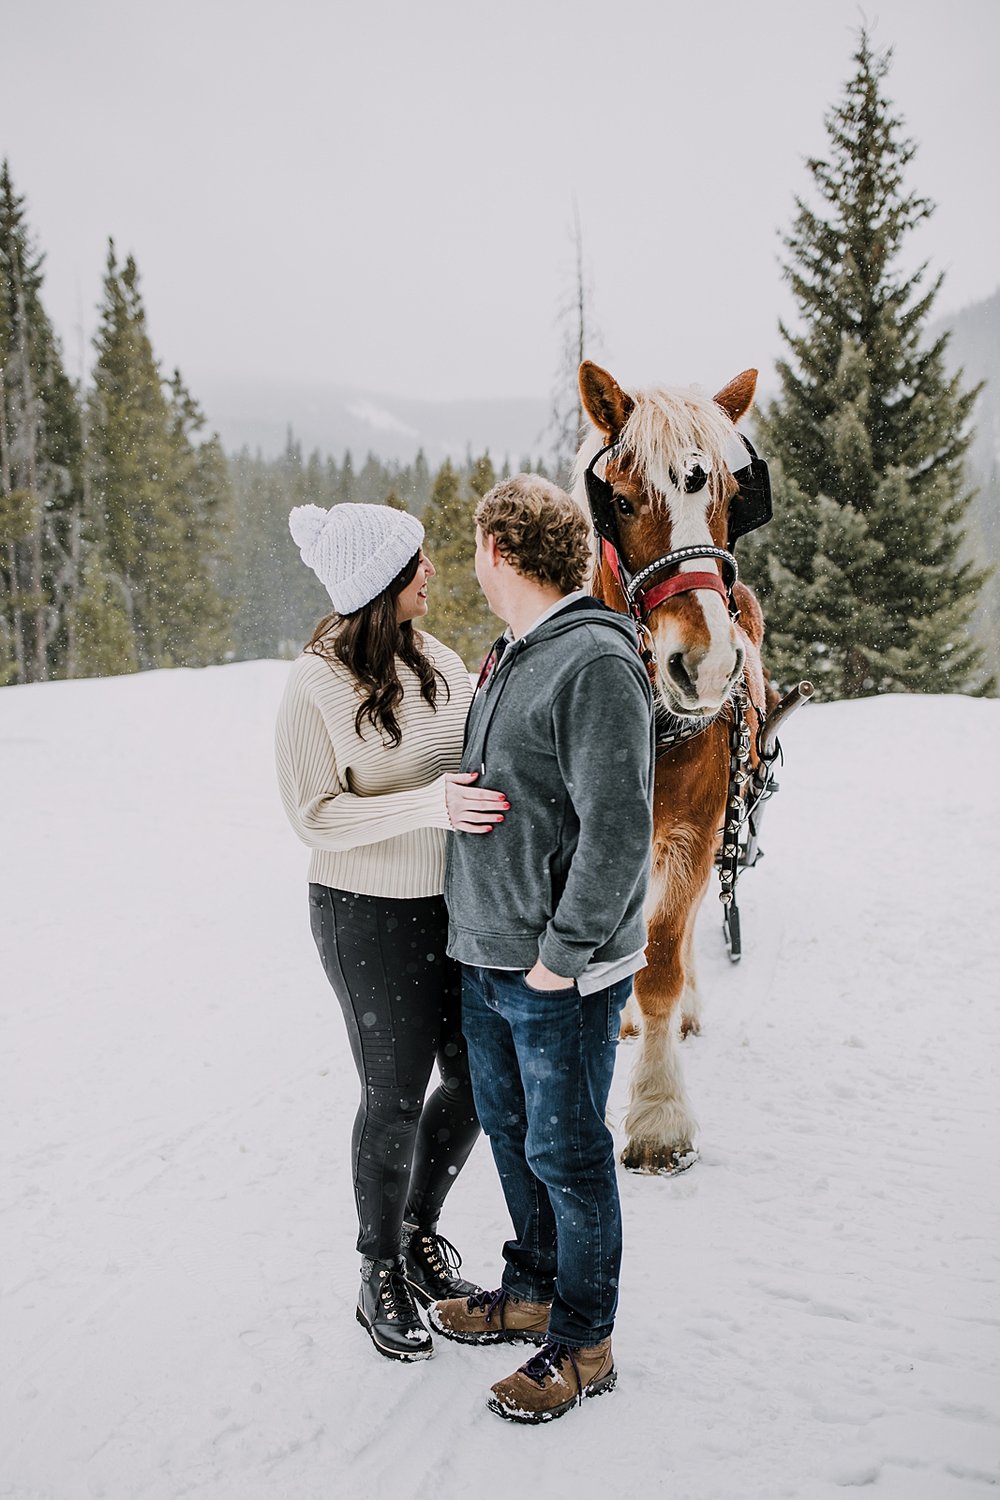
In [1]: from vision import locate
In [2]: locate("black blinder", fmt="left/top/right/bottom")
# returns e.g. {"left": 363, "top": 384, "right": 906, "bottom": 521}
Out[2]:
{"left": 728, "top": 435, "right": 773, "bottom": 547}
{"left": 585, "top": 433, "right": 774, "bottom": 554}
{"left": 583, "top": 440, "right": 622, "bottom": 549}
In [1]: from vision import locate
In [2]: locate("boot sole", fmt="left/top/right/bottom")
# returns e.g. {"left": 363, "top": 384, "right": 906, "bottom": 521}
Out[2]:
{"left": 427, "top": 1305, "right": 548, "bottom": 1347}
{"left": 356, "top": 1304, "right": 433, "bottom": 1362}
{"left": 487, "top": 1366, "right": 617, "bottom": 1423}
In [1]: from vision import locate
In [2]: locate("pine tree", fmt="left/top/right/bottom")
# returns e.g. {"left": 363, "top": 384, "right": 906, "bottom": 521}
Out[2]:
{"left": 0, "top": 161, "right": 84, "bottom": 683}
{"left": 86, "top": 244, "right": 231, "bottom": 670}
{"left": 410, "top": 448, "right": 432, "bottom": 514}
{"left": 157, "top": 371, "right": 233, "bottom": 665}
{"left": 421, "top": 456, "right": 494, "bottom": 668}
{"left": 67, "top": 547, "right": 137, "bottom": 677}
{"left": 87, "top": 243, "right": 168, "bottom": 665}
{"left": 745, "top": 32, "right": 990, "bottom": 698}
{"left": 469, "top": 452, "right": 496, "bottom": 503}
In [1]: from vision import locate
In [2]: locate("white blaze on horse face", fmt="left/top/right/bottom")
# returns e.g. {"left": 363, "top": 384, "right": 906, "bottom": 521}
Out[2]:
{"left": 650, "top": 456, "right": 742, "bottom": 713}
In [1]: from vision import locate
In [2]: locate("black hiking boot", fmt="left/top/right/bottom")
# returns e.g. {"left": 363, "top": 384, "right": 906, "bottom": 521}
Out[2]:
{"left": 356, "top": 1255, "right": 433, "bottom": 1361}
{"left": 402, "top": 1223, "right": 484, "bottom": 1307}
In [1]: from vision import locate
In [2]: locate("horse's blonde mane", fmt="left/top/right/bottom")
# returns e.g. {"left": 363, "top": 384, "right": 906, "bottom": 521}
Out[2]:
{"left": 571, "top": 382, "right": 741, "bottom": 514}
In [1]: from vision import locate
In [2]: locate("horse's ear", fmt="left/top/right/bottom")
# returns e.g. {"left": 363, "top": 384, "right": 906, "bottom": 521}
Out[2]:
{"left": 714, "top": 369, "right": 758, "bottom": 425}
{"left": 579, "top": 361, "right": 634, "bottom": 438}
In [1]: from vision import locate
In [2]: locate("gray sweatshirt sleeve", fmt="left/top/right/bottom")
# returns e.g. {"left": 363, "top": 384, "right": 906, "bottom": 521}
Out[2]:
{"left": 537, "top": 650, "right": 654, "bottom": 978}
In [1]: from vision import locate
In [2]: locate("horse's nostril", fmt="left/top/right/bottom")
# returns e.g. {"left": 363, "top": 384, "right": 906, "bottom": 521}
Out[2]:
{"left": 667, "top": 652, "right": 696, "bottom": 697}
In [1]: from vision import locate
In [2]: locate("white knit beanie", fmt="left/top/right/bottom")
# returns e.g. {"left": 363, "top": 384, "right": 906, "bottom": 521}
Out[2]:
{"left": 288, "top": 502, "right": 425, "bottom": 614}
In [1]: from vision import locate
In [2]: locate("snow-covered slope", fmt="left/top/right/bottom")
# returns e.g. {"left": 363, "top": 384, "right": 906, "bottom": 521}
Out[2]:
{"left": 2, "top": 665, "right": 998, "bottom": 1500}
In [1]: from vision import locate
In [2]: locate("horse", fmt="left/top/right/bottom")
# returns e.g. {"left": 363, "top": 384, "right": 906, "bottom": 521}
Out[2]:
{"left": 573, "top": 360, "right": 775, "bottom": 1173}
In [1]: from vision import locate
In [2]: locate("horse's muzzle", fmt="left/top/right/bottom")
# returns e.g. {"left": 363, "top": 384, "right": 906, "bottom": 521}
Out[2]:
{"left": 662, "top": 640, "right": 745, "bottom": 715}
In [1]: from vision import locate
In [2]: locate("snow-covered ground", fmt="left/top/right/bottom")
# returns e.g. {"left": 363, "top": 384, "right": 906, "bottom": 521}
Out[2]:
{"left": 2, "top": 663, "right": 998, "bottom": 1500}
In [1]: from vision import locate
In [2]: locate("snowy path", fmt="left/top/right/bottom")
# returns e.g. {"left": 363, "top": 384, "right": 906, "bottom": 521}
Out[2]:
{"left": 1, "top": 664, "right": 998, "bottom": 1499}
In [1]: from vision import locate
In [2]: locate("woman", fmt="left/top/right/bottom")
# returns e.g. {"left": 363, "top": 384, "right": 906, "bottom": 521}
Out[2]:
{"left": 275, "top": 501, "right": 507, "bottom": 1362}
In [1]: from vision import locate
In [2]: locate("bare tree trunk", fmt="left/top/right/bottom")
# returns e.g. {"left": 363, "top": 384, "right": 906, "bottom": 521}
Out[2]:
{"left": 0, "top": 366, "right": 26, "bottom": 683}
{"left": 547, "top": 203, "right": 596, "bottom": 486}
{"left": 572, "top": 199, "right": 586, "bottom": 451}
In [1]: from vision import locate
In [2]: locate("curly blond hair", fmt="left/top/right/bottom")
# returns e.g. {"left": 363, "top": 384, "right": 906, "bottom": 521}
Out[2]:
{"left": 475, "top": 474, "right": 592, "bottom": 594}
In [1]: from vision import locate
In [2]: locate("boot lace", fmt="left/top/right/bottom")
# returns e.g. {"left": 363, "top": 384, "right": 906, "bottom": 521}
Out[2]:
{"left": 415, "top": 1231, "right": 463, "bottom": 1279}
{"left": 464, "top": 1287, "right": 510, "bottom": 1325}
{"left": 520, "top": 1341, "right": 583, "bottom": 1402}
{"left": 376, "top": 1264, "right": 420, "bottom": 1324}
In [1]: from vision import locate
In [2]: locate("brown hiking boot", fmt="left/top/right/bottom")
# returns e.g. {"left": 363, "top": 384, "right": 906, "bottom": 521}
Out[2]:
{"left": 429, "top": 1286, "right": 550, "bottom": 1346}
{"left": 487, "top": 1338, "right": 616, "bottom": 1423}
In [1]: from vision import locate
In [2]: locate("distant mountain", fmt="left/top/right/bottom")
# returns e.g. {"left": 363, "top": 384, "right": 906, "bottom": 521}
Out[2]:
{"left": 197, "top": 376, "right": 551, "bottom": 468}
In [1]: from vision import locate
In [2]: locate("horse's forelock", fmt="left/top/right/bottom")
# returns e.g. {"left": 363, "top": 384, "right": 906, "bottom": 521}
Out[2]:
{"left": 571, "top": 382, "right": 741, "bottom": 554}
{"left": 619, "top": 385, "right": 740, "bottom": 509}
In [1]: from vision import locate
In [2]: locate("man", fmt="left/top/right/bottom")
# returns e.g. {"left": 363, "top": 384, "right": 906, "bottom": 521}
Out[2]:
{"left": 434, "top": 474, "right": 654, "bottom": 1423}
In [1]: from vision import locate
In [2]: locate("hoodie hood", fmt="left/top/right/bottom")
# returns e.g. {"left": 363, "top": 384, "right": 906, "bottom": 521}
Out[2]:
{"left": 470, "top": 596, "right": 643, "bottom": 775}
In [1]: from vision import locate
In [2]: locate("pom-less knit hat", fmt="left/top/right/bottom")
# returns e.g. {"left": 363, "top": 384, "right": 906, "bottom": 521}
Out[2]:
{"left": 288, "top": 502, "right": 425, "bottom": 614}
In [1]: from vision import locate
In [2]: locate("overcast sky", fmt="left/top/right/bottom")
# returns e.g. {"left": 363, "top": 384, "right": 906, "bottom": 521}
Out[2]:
{"left": 3, "top": 0, "right": 997, "bottom": 407}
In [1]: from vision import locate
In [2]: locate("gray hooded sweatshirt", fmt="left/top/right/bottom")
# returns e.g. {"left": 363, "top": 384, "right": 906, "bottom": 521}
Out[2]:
{"left": 445, "top": 597, "right": 654, "bottom": 978}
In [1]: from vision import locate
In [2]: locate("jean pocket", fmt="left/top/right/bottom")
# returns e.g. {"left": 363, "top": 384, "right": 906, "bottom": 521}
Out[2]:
{"left": 520, "top": 972, "right": 576, "bottom": 998}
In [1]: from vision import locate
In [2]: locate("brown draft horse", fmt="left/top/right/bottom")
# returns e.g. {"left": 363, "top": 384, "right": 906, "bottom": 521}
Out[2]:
{"left": 574, "top": 360, "right": 772, "bottom": 1173}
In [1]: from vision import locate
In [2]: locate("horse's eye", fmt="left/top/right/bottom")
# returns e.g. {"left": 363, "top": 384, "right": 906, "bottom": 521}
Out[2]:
{"left": 615, "top": 495, "right": 635, "bottom": 517}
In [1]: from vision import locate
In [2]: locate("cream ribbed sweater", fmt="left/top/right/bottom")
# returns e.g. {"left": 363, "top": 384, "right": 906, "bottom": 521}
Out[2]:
{"left": 274, "top": 632, "right": 473, "bottom": 899}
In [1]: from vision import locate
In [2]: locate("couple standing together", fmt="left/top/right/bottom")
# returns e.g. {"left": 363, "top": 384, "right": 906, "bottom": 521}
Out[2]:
{"left": 275, "top": 474, "right": 654, "bottom": 1424}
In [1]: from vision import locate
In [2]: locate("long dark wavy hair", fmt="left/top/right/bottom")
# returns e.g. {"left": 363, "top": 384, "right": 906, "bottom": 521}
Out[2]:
{"left": 305, "top": 550, "right": 449, "bottom": 748}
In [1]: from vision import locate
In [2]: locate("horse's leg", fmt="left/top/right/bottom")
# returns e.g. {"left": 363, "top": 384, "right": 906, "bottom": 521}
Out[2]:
{"left": 619, "top": 991, "right": 642, "bottom": 1040}
{"left": 677, "top": 918, "right": 701, "bottom": 1038}
{"left": 679, "top": 885, "right": 707, "bottom": 1038}
{"left": 621, "top": 863, "right": 699, "bottom": 1173}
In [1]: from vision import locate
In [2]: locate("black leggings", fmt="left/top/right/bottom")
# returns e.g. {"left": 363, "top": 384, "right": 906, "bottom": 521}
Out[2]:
{"left": 308, "top": 884, "right": 480, "bottom": 1259}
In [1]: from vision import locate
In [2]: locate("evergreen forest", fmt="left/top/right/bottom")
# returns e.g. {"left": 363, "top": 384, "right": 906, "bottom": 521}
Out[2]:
{"left": 0, "top": 155, "right": 504, "bottom": 681}
{"left": 0, "top": 31, "right": 995, "bottom": 693}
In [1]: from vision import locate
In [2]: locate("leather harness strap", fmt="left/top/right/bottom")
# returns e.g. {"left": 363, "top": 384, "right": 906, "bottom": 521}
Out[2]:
{"left": 640, "top": 571, "right": 730, "bottom": 611}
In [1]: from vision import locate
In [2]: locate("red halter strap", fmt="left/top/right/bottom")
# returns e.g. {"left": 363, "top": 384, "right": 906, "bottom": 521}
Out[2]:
{"left": 640, "top": 571, "right": 730, "bottom": 611}
{"left": 601, "top": 540, "right": 730, "bottom": 615}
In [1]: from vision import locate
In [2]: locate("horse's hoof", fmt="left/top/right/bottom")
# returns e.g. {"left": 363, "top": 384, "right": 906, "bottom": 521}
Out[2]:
{"left": 620, "top": 1140, "right": 698, "bottom": 1175}
{"left": 679, "top": 1015, "right": 701, "bottom": 1039}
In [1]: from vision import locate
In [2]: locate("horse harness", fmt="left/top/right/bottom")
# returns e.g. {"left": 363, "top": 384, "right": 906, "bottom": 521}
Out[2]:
{"left": 583, "top": 430, "right": 771, "bottom": 675}
{"left": 583, "top": 431, "right": 776, "bottom": 923}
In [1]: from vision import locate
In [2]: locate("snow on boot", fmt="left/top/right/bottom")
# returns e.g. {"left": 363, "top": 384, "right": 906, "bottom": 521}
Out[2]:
{"left": 356, "top": 1255, "right": 433, "bottom": 1362}
{"left": 430, "top": 1286, "right": 551, "bottom": 1346}
{"left": 487, "top": 1338, "right": 616, "bottom": 1423}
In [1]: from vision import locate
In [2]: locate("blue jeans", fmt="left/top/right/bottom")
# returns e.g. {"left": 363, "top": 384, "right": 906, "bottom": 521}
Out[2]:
{"left": 460, "top": 965, "right": 631, "bottom": 1348}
